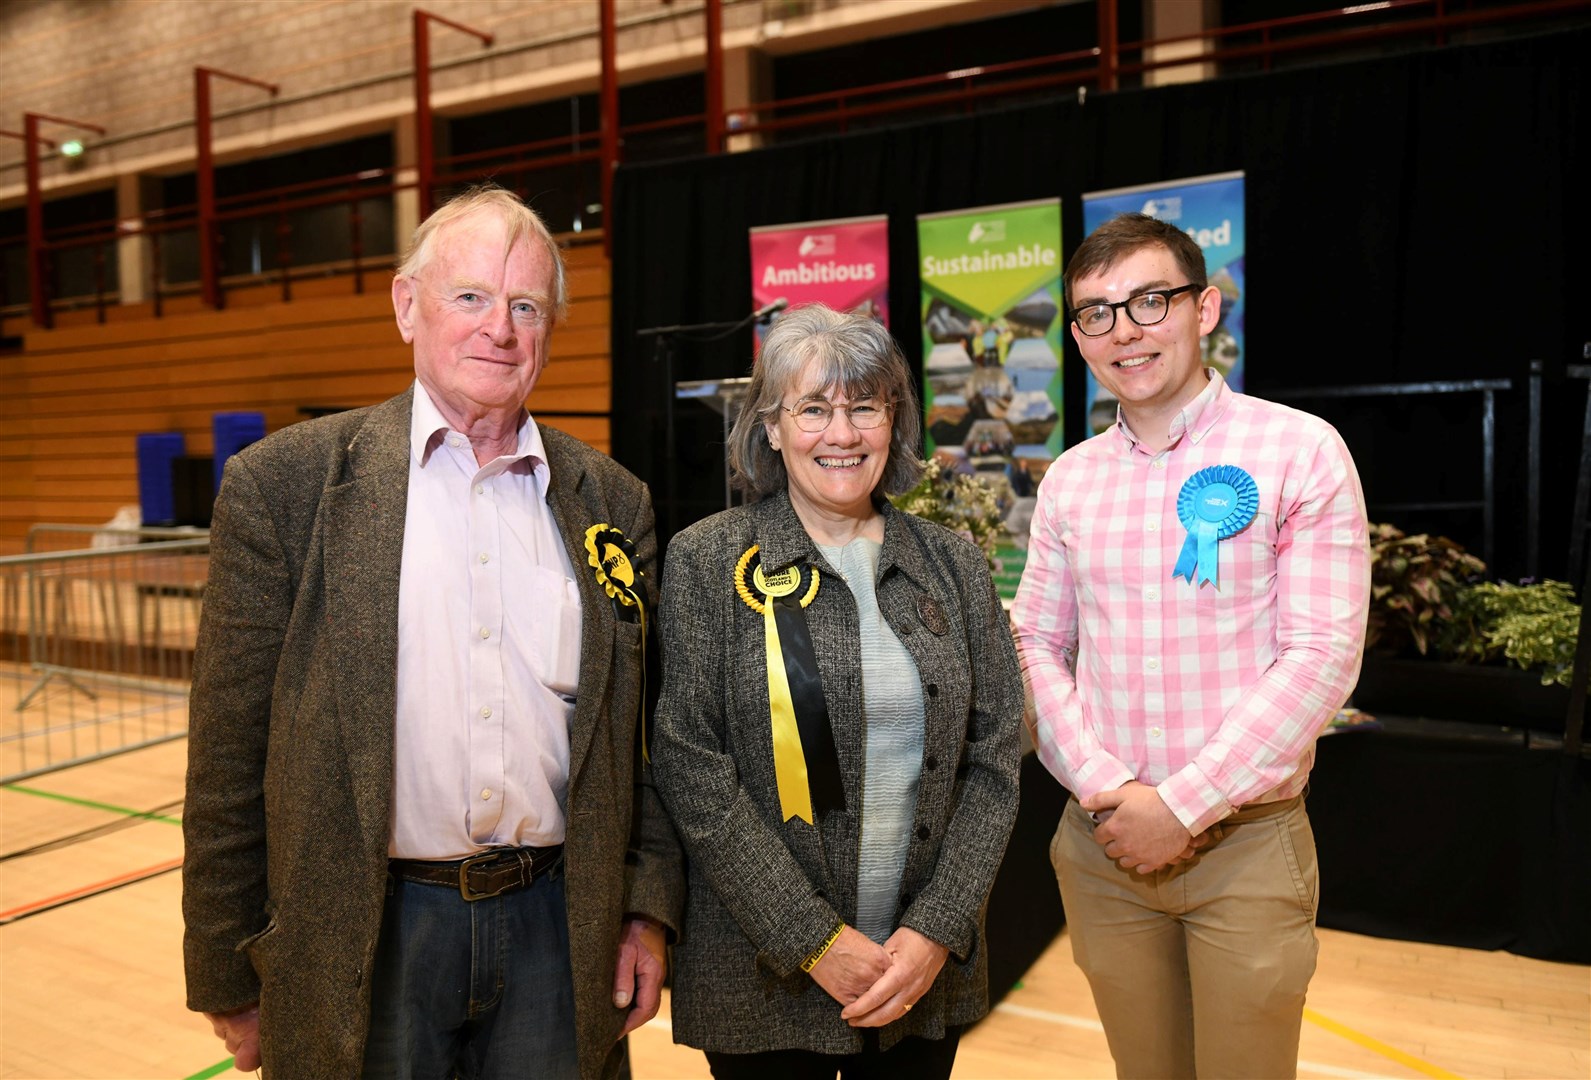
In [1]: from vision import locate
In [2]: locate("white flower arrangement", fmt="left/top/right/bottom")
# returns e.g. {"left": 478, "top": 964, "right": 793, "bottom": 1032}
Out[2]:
{"left": 889, "top": 458, "right": 1007, "bottom": 571}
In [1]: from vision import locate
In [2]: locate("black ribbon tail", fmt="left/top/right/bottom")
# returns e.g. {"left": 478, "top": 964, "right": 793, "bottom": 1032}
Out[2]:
{"left": 772, "top": 593, "right": 846, "bottom": 817}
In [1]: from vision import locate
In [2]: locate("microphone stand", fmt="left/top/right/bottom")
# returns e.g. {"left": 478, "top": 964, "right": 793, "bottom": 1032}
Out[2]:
{"left": 637, "top": 308, "right": 775, "bottom": 542}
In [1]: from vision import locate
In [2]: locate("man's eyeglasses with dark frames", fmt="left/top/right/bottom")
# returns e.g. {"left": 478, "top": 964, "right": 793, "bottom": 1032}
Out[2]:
{"left": 1071, "top": 283, "right": 1202, "bottom": 337}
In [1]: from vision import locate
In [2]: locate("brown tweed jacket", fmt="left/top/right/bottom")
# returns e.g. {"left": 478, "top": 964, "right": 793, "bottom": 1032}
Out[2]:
{"left": 651, "top": 491, "right": 1023, "bottom": 1055}
{"left": 181, "top": 388, "right": 684, "bottom": 1079}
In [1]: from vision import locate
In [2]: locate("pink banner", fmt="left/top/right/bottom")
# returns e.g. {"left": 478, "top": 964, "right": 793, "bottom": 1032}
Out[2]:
{"left": 750, "top": 215, "right": 890, "bottom": 339}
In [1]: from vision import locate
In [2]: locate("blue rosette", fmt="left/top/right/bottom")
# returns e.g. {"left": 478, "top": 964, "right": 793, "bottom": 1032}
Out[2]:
{"left": 1173, "top": 465, "right": 1259, "bottom": 587}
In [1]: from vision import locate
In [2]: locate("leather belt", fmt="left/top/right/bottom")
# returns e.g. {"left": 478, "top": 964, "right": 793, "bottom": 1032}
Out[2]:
{"left": 388, "top": 845, "right": 564, "bottom": 902}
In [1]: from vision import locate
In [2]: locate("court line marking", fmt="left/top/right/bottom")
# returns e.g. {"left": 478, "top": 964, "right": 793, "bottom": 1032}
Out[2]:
{"left": 1, "top": 781, "right": 183, "bottom": 825}
{"left": 0, "top": 798, "right": 186, "bottom": 862}
{"left": 994, "top": 1000, "right": 1105, "bottom": 1030}
{"left": 1305, "top": 1006, "right": 1463, "bottom": 1079}
{"left": 993, "top": 1001, "right": 1384, "bottom": 1078}
{"left": 183, "top": 1057, "right": 236, "bottom": 1080}
{"left": 0, "top": 855, "right": 183, "bottom": 924}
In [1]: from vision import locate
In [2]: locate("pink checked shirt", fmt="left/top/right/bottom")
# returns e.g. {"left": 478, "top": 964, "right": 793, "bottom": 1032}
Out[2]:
{"left": 1011, "top": 370, "right": 1370, "bottom": 836}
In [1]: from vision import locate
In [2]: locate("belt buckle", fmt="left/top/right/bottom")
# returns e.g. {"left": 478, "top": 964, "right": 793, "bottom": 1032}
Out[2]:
{"left": 458, "top": 850, "right": 513, "bottom": 902}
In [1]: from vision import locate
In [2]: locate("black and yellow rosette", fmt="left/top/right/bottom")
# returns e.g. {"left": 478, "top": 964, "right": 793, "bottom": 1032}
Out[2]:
{"left": 585, "top": 524, "right": 650, "bottom": 761}
{"left": 735, "top": 544, "right": 844, "bottom": 825}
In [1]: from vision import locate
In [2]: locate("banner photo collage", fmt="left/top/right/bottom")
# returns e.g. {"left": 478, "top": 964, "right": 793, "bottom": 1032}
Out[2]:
{"left": 916, "top": 199, "right": 1063, "bottom": 594}
{"left": 1081, "top": 171, "right": 1246, "bottom": 435}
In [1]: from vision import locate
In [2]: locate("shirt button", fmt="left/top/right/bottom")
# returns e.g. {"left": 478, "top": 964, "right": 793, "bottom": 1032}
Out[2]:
{"left": 1150, "top": 726, "right": 1163, "bottom": 738}
{"left": 1146, "top": 588, "right": 1159, "bottom": 600}
{"left": 480, "top": 788, "right": 492, "bottom": 800}
{"left": 1152, "top": 459, "right": 1166, "bottom": 470}
{"left": 1147, "top": 658, "right": 1160, "bottom": 671}
{"left": 480, "top": 627, "right": 490, "bottom": 639}
{"left": 1147, "top": 521, "right": 1159, "bottom": 532}
{"left": 479, "top": 553, "right": 489, "bottom": 564}
{"left": 481, "top": 706, "right": 492, "bottom": 718}
{"left": 1190, "top": 432, "right": 1202, "bottom": 443}
{"left": 449, "top": 438, "right": 462, "bottom": 448}
{"left": 475, "top": 485, "right": 485, "bottom": 495}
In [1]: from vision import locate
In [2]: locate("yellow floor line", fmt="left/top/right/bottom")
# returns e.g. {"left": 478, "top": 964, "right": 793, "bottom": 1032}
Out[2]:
{"left": 1304, "top": 1007, "right": 1462, "bottom": 1079}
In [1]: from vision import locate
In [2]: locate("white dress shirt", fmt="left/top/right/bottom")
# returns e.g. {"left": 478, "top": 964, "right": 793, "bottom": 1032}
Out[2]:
{"left": 390, "top": 382, "right": 583, "bottom": 859}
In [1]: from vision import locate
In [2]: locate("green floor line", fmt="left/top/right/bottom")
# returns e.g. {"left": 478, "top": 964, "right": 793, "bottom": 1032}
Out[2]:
{"left": 182, "top": 1057, "right": 235, "bottom": 1080}
{"left": 2, "top": 783, "right": 182, "bottom": 825}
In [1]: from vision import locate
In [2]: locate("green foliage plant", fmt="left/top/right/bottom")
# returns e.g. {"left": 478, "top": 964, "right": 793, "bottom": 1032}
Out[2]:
{"left": 1449, "top": 580, "right": 1580, "bottom": 688}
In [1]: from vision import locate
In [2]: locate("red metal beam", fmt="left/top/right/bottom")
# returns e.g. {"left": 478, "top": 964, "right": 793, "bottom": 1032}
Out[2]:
{"left": 413, "top": 9, "right": 494, "bottom": 221}
{"left": 22, "top": 111, "right": 104, "bottom": 330}
{"left": 600, "top": 0, "right": 619, "bottom": 258}
{"left": 1097, "top": 0, "right": 1118, "bottom": 92}
{"left": 0, "top": 129, "right": 53, "bottom": 148}
{"left": 195, "top": 67, "right": 279, "bottom": 309}
{"left": 705, "top": 0, "right": 724, "bottom": 153}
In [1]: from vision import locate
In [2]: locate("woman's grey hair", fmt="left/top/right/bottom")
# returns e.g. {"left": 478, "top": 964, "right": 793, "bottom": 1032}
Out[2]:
{"left": 396, "top": 184, "right": 568, "bottom": 323}
{"left": 727, "top": 303, "right": 924, "bottom": 500}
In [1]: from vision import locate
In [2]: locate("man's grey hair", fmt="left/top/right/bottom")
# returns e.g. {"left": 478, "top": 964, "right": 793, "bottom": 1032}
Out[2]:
{"left": 727, "top": 303, "right": 924, "bottom": 499}
{"left": 396, "top": 184, "right": 568, "bottom": 323}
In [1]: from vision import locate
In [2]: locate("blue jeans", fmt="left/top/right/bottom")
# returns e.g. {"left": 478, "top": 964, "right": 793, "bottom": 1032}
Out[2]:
{"left": 362, "top": 867, "right": 581, "bottom": 1079}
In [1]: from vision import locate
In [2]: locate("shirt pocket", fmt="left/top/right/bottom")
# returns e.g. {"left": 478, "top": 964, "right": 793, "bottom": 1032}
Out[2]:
{"left": 524, "top": 565, "right": 583, "bottom": 697}
{"left": 1223, "top": 508, "right": 1280, "bottom": 600}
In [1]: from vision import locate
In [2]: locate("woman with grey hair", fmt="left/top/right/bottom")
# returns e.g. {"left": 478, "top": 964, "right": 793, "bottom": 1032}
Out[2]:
{"left": 651, "top": 303, "right": 1023, "bottom": 1078}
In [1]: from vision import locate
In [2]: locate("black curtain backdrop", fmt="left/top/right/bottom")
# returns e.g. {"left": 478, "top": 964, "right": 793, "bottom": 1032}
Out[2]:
{"left": 610, "top": 28, "right": 1588, "bottom": 578}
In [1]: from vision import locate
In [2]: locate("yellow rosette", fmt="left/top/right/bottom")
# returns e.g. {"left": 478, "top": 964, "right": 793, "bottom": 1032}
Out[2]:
{"left": 585, "top": 523, "right": 649, "bottom": 760}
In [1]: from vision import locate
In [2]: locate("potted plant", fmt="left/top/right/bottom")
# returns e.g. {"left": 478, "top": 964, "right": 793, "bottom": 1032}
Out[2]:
{"left": 1353, "top": 524, "right": 1576, "bottom": 731}
{"left": 1445, "top": 579, "right": 1579, "bottom": 688}
{"left": 1363, "top": 522, "right": 1485, "bottom": 658}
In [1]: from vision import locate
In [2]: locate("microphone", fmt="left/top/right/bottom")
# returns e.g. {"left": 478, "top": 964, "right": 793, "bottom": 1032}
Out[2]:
{"left": 751, "top": 297, "right": 789, "bottom": 323}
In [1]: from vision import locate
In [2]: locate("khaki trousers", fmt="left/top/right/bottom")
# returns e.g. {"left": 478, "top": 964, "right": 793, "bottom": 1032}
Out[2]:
{"left": 1052, "top": 795, "right": 1319, "bottom": 1079}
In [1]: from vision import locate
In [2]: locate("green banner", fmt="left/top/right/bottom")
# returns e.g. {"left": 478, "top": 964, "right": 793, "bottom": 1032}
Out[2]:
{"left": 918, "top": 199, "right": 1063, "bottom": 597}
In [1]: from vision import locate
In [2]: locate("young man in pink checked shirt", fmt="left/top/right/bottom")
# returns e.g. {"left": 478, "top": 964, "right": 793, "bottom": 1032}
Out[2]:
{"left": 1011, "top": 213, "right": 1370, "bottom": 1078}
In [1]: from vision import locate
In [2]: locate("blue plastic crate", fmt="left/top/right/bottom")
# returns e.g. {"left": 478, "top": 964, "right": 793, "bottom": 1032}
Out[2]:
{"left": 212, "top": 411, "right": 266, "bottom": 493}
{"left": 136, "top": 432, "right": 186, "bottom": 526}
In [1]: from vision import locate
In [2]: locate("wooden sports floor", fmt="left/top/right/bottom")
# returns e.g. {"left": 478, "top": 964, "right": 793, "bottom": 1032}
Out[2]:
{"left": 1, "top": 737, "right": 1586, "bottom": 1080}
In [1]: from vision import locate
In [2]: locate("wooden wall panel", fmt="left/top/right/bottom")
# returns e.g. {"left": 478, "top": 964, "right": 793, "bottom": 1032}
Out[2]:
{"left": 0, "top": 241, "right": 612, "bottom": 553}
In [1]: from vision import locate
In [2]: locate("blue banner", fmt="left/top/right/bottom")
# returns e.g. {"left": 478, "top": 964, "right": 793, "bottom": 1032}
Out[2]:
{"left": 1080, "top": 172, "right": 1245, "bottom": 435}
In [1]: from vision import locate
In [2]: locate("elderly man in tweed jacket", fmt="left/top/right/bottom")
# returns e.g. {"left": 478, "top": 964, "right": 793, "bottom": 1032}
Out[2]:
{"left": 182, "top": 187, "right": 682, "bottom": 1078}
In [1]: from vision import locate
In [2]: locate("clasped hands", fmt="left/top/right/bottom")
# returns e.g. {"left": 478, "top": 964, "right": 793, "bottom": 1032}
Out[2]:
{"left": 1082, "top": 780, "right": 1210, "bottom": 875}
{"left": 809, "top": 925, "right": 947, "bottom": 1027}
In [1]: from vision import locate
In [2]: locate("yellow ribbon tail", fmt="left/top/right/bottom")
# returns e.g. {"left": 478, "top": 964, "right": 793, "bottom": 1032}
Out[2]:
{"left": 765, "top": 599, "right": 813, "bottom": 824}
{"left": 637, "top": 596, "right": 649, "bottom": 765}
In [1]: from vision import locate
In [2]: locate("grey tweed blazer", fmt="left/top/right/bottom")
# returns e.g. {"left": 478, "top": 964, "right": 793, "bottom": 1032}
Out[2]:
{"left": 651, "top": 491, "right": 1022, "bottom": 1055}
{"left": 181, "top": 388, "right": 684, "bottom": 1079}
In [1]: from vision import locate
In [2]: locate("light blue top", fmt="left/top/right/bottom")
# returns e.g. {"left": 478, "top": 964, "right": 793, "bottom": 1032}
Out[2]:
{"left": 818, "top": 536, "right": 925, "bottom": 944}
